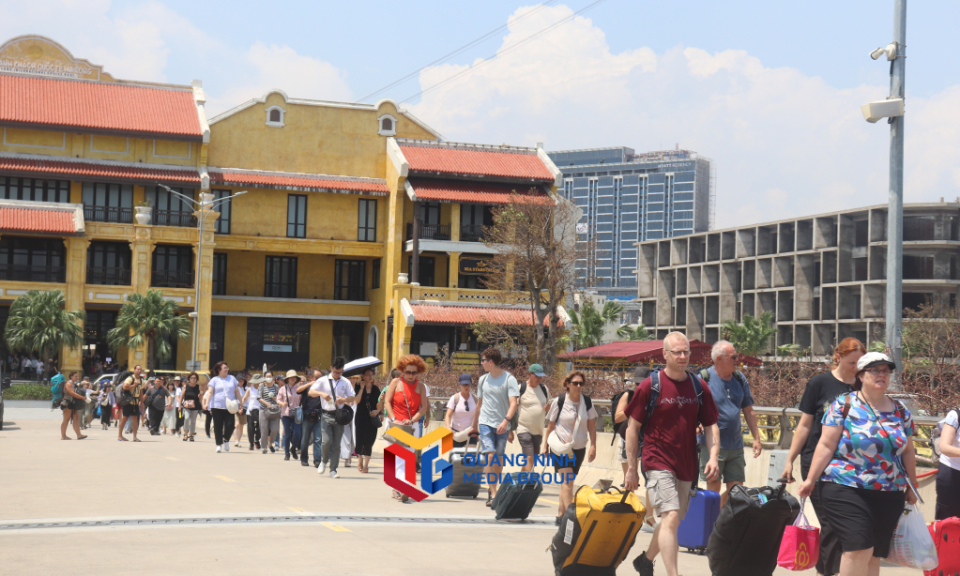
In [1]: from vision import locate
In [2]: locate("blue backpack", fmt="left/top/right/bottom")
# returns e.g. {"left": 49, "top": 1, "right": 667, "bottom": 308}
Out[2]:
{"left": 637, "top": 370, "right": 705, "bottom": 477}
{"left": 50, "top": 373, "right": 66, "bottom": 409}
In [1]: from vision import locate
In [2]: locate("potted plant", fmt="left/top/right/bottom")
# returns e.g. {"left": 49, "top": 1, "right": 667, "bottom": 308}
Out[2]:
{"left": 134, "top": 200, "right": 152, "bottom": 225}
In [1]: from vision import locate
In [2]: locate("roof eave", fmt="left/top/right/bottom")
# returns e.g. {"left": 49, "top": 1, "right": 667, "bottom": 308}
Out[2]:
{"left": 0, "top": 120, "right": 204, "bottom": 143}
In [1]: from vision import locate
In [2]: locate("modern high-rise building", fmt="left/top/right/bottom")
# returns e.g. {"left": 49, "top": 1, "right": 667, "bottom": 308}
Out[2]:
{"left": 548, "top": 147, "right": 714, "bottom": 300}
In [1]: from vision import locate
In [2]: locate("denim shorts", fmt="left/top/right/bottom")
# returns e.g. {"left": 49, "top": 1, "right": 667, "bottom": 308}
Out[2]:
{"left": 478, "top": 424, "right": 508, "bottom": 456}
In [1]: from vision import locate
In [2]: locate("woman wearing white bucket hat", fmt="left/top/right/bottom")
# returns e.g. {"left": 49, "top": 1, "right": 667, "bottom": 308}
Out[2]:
{"left": 445, "top": 374, "right": 478, "bottom": 448}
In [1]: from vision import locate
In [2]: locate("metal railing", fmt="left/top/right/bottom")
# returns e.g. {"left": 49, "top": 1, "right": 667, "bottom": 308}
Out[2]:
{"left": 87, "top": 266, "right": 131, "bottom": 286}
{"left": 150, "top": 269, "right": 194, "bottom": 289}
{"left": 460, "top": 224, "right": 485, "bottom": 242}
{"left": 152, "top": 210, "right": 196, "bottom": 228}
{"left": 406, "top": 220, "right": 451, "bottom": 241}
{"left": 0, "top": 263, "right": 66, "bottom": 283}
{"left": 84, "top": 205, "right": 133, "bottom": 224}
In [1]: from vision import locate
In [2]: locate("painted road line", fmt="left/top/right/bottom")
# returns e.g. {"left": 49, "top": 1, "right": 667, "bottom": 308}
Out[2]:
{"left": 322, "top": 522, "right": 351, "bottom": 532}
{"left": 540, "top": 498, "right": 559, "bottom": 505}
{"left": 215, "top": 476, "right": 236, "bottom": 483}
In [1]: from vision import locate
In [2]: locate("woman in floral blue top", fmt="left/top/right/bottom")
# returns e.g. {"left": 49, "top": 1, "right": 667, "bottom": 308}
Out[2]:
{"left": 800, "top": 352, "right": 919, "bottom": 576}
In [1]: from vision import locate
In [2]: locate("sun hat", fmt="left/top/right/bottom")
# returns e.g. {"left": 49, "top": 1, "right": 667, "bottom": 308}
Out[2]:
{"left": 458, "top": 374, "right": 472, "bottom": 386}
{"left": 284, "top": 369, "right": 299, "bottom": 381}
{"left": 857, "top": 351, "right": 897, "bottom": 372}
{"left": 248, "top": 373, "right": 265, "bottom": 385}
{"left": 528, "top": 364, "right": 546, "bottom": 377}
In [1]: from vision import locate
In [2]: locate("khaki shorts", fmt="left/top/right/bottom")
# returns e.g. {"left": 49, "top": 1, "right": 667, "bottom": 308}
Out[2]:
{"left": 699, "top": 447, "right": 746, "bottom": 484}
{"left": 645, "top": 470, "right": 693, "bottom": 520}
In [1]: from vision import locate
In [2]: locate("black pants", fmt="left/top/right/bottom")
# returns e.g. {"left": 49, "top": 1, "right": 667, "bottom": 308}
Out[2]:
{"left": 803, "top": 465, "right": 842, "bottom": 576}
{"left": 204, "top": 410, "right": 212, "bottom": 436}
{"left": 247, "top": 409, "right": 261, "bottom": 448}
{"left": 100, "top": 405, "right": 111, "bottom": 426}
{"left": 148, "top": 406, "right": 163, "bottom": 433}
{"left": 211, "top": 408, "right": 235, "bottom": 446}
{"left": 936, "top": 462, "right": 960, "bottom": 520}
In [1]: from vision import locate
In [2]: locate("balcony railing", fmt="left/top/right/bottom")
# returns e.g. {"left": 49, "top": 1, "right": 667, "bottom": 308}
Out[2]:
{"left": 460, "top": 224, "right": 486, "bottom": 243}
{"left": 406, "top": 220, "right": 451, "bottom": 241}
{"left": 333, "top": 286, "right": 366, "bottom": 301}
{"left": 151, "top": 269, "right": 194, "bottom": 288}
{"left": 84, "top": 205, "right": 134, "bottom": 224}
{"left": 0, "top": 263, "right": 66, "bottom": 283}
{"left": 152, "top": 210, "right": 196, "bottom": 228}
{"left": 87, "top": 267, "right": 131, "bottom": 286}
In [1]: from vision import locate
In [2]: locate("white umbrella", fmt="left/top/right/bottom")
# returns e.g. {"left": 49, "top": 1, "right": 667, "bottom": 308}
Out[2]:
{"left": 342, "top": 356, "right": 384, "bottom": 378}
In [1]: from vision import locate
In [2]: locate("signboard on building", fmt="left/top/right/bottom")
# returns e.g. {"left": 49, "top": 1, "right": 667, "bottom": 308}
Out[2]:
{"left": 459, "top": 258, "right": 491, "bottom": 276}
{"left": 0, "top": 35, "right": 107, "bottom": 80}
{"left": 263, "top": 344, "right": 293, "bottom": 353}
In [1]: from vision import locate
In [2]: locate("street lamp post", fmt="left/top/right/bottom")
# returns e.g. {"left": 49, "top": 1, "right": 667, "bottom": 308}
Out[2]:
{"left": 157, "top": 184, "right": 246, "bottom": 371}
{"left": 885, "top": 1, "right": 907, "bottom": 372}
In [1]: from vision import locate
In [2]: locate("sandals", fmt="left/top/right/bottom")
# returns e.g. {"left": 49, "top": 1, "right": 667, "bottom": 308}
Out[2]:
{"left": 485, "top": 491, "right": 493, "bottom": 507}
{"left": 77, "top": 435, "right": 87, "bottom": 440}
{"left": 117, "top": 437, "right": 128, "bottom": 442}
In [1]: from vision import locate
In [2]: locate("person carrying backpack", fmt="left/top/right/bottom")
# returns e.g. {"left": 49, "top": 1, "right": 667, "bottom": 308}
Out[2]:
{"left": 613, "top": 366, "right": 651, "bottom": 480}
{"left": 515, "top": 364, "right": 550, "bottom": 472}
{"left": 699, "top": 341, "right": 763, "bottom": 507}
{"left": 543, "top": 371, "right": 597, "bottom": 525}
{"left": 624, "top": 332, "right": 720, "bottom": 576}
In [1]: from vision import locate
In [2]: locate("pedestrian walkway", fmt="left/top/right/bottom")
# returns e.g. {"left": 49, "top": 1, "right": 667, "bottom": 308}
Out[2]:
{"left": 0, "top": 419, "right": 918, "bottom": 575}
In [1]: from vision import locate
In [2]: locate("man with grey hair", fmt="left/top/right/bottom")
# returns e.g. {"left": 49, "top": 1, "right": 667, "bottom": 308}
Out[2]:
{"left": 624, "top": 332, "right": 720, "bottom": 576}
{"left": 700, "top": 340, "right": 762, "bottom": 507}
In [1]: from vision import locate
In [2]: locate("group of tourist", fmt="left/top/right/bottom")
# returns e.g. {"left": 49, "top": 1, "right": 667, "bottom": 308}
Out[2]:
{"left": 7, "top": 353, "right": 56, "bottom": 381}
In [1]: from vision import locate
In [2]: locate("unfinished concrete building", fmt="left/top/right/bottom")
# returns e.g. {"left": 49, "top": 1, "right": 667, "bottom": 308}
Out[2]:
{"left": 635, "top": 202, "right": 960, "bottom": 355}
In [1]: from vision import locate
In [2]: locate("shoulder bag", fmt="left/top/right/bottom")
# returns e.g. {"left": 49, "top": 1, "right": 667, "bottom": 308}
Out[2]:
{"left": 288, "top": 385, "right": 303, "bottom": 424}
{"left": 368, "top": 387, "right": 383, "bottom": 429}
{"left": 223, "top": 380, "right": 240, "bottom": 414}
{"left": 264, "top": 385, "right": 282, "bottom": 420}
{"left": 546, "top": 394, "right": 585, "bottom": 456}
{"left": 329, "top": 378, "right": 353, "bottom": 426}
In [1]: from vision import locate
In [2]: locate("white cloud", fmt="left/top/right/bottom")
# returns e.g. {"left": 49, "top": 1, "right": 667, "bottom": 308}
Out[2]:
{"left": 409, "top": 4, "right": 960, "bottom": 229}
{"left": 206, "top": 42, "right": 353, "bottom": 115}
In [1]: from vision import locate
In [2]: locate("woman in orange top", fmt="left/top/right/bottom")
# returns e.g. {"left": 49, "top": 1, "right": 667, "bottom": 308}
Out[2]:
{"left": 384, "top": 355, "right": 430, "bottom": 501}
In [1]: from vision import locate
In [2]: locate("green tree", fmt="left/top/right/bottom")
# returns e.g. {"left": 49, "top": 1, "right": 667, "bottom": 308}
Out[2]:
{"left": 721, "top": 312, "right": 777, "bottom": 357}
{"left": 4, "top": 290, "right": 85, "bottom": 378}
{"left": 567, "top": 299, "right": 623, "bottom": 350}
{"left": 107, "top": 289, "right": 190, "bottom": 370}
{"left": 618, "top": 324, "right": 655, "bottom": 341}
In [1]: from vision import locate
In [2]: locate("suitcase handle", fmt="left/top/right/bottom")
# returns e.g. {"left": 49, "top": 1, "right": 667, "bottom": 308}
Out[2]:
{"left": 604, "top": 486, "right": 632, "bottom": 504}
{"left": 775, "top": 478, "right": 789, "bottom": 500}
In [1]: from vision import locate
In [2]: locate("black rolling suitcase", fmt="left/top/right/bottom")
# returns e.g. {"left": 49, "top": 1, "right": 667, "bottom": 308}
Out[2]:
{"left": 706, "top": 479, "right": 800, "bottom": 576}
{"left": 492, "top": 472, "right": 542, "bottom": 520}
{"left": 445, "top": 444, "right": 481, "bottom": 499}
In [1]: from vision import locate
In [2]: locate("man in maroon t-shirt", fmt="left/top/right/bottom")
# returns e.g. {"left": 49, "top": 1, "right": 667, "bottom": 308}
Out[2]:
{"left": 624, "top": 332, "right": 720, "bottom": 576}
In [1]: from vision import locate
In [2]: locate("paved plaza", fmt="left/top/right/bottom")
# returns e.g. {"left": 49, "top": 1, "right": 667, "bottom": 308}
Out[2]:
{"left": 0, "top": 407, "right": 918, "bottom": 576}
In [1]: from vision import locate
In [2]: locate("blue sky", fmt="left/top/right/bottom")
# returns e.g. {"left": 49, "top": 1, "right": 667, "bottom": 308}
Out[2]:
{"left": 2, "top": 1, "right": 958, "bottom": 227}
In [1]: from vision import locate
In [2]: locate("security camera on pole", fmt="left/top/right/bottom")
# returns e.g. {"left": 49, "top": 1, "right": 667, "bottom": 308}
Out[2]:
{"left": 861, "top": 1, "right": 906, "bottom": 379}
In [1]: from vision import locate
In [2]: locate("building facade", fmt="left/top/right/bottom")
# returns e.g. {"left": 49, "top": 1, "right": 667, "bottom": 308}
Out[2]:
{"left": 547, "top": 146, "right": 714, "bottom": 300}
{"left": 0, "top": 35, "right": 562, "bottom": 375}
{"left": 635, "top": 202, "right": 960, "bottom": 355}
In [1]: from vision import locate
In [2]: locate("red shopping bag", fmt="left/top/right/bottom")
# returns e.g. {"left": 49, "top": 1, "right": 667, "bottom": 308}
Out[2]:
{"left": 778, "top": 498, "right": 820, "bottom": 571}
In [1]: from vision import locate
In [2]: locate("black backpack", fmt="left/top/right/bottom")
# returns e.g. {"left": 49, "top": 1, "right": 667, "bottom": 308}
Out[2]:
{"left": 610, "top": 389, "right": 634, "bottom": 444}
{"left": 636, "top": 370, "right": 705, "bottom": 477}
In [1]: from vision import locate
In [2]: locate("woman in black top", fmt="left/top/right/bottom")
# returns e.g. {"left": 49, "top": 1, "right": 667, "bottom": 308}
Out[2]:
{"left": 353, "top": 368, "right": 381, "bottom": 473}
{"left": 180, "top": 372, "right": 202, "bottom": 442}
{"left": 781, "top": 337, "right": 865, "bottom": 576}
{"left": 59, "top": 371, "right": 87, "bottom": 440}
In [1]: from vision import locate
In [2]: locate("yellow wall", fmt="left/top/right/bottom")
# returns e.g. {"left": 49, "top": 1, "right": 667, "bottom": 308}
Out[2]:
{"left": 0, "top": 128, "right": 197, "bottom": 168}
{"left": 222, "top": 316, "right": 247, "bottom": 369}
{"left": 207, "top": 96, "right": 436, "bottom": 178}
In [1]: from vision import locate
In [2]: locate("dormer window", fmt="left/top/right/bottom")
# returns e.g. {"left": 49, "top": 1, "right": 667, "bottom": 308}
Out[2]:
{"left": 266, "top": 106, "right": 285, "bottom": 128}
{"left": 378, "top": 114, "right": 397, "bottom": 136}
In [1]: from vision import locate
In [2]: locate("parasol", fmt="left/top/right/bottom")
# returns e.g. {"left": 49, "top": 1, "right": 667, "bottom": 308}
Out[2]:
{"left": 342, "top": 356, "right": 384, "bottom": 378}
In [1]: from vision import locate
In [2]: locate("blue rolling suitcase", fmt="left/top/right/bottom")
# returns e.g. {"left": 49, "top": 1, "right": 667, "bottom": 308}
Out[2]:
{"left": 677, "top": 485, "right": 721, "bottom": 554}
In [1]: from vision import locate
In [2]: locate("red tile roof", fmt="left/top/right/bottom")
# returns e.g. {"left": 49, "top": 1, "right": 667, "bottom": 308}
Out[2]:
{"left": 409, "top": 178, "right": 553, "bottom": 205}
{"left": 210, "top": 170, "right": 388, "bottom": 195}
{"left": 0, "top": 75, "right": 202, "bottom": 140}
{"left": 557, "top": 340, "right": 762, "bottom": 367}
{"left": 0, "top": 156, "right": 201, "bottom": 185}
{"left": 399, "top": 143, "right": 555, "bottom": 181}
{"left": 0, "top": 207, "right": 77, "bottom": 235}
{"left": 411, "top": 304, "right": 554, "bottom": 327}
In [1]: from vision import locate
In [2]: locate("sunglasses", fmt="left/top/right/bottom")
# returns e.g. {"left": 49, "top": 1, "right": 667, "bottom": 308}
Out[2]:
{"left": 570, "top": 380, "right": 584, "bottom": 386}
{"left": 404, "top": 370, "right": 419, "bottom": 376}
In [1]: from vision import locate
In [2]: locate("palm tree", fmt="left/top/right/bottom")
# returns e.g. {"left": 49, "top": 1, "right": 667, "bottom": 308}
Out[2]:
{"left": 4, "top": 290, "right": 84, "bottom": 378}
{"left": 617, "top": 324, "right": 655, "bottom": 341}
{"left": 108, "top": 289, "right": 190, "bottom": 370}
{"left": 721, "top": 312, "right": 777, "bottom": 357}
{"left": 776, "top": 343, "right": 802, "bottom": 358}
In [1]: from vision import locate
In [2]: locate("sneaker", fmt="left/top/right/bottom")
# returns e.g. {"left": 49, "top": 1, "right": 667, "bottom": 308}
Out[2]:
{"left": 633, "top": 552, "right": 655, "bottom": 576}
{"left": 269, "top": 445, "right": 275, "bottom": 453}
{"left": 223, "top": 443, "right": 230, "bottom": 452}
{"left": 330, "top": 470, "right": 339, "bottom": 479}
{"left": 216, "top": 445, "right": 222, "bottom": 453}
{"left": 234, "top": 441, "right": 241, "bottom": 447}
{"left": 317, "top": 462, "right": 326, "bottom": 474}
{"left": 262, "top": 449, "right": 268, "bottom": 454}
{"left": 284, "top": 454, "right": 290, "bottom": 461}
{"left": 291, "top": 449, "right": 298, "bottom": 459}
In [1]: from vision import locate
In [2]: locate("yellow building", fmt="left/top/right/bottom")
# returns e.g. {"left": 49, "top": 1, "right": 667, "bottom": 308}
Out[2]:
{"left": 0, "top": 35, "right": 563, "bottom": 375}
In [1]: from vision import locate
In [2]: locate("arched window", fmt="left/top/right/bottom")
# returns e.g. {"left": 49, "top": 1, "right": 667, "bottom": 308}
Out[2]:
{"left": 265, "top": 106, "right": 285, "bottom": 127}
{"left": 377, "top": 114, "right": 397, "bottom": 136}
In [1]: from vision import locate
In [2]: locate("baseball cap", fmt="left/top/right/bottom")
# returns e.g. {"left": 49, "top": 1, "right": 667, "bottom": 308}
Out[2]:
{"left": 528, "top": 364, "right": 546, "bottom": 377}
{"left": 857, "top": 352, "right": 896, "bottom": 372}
{"left": 458, "top": 374, "right": 473, "bottom": 386}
